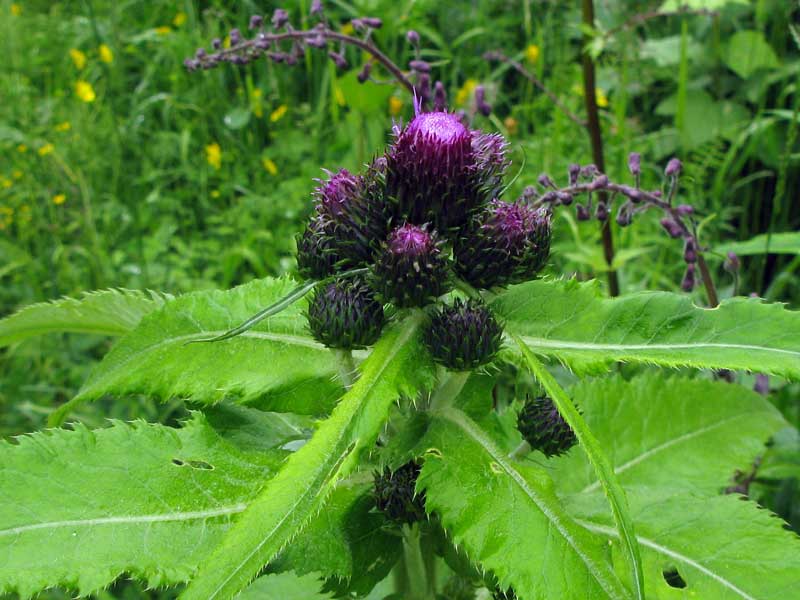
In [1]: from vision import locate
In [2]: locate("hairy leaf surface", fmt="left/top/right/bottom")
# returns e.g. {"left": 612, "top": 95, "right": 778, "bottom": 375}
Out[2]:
{"left": 573, "top": 492, "right": 800, "bottom": 599}
{"left": 551, "top": 375, "right": 787, "bottom": 496}
{"left": 55, "top": 277, "right": 343, "bottom": 422}
{"left": 0, "top": 413, "right": 290, "bottom": 598}
{"left": 236, "top": 571, "right": 333, "bottom": 599}
{"left": 418, "top": 407, "right": 631, "bottom": 600}
{"left": 716, "top": 231, "right": 800, "bottom": 256}
{"left": 181, "top": 314, "right": 434, "bottom": 600}
{"left": 493, "top": 279, "right": 800, "bottom": 378}
{"left": 0, "top": 289, "right": 168, "bottom": 347}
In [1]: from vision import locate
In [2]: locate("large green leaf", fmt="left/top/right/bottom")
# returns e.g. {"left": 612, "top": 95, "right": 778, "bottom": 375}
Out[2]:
{"left": 723, "top": 30, "right": 780, "bottom": 79}
{"left": 493, "top": 279, "right": 800, "bottom": 378}
{"left": 551, "top": 374, "right": 788, "bottom": 496}
{"left": 180, "top": 314, "right": 434, "bottom": 600}
{"left": 0, "top": 411, "right": 292, "bottom": 598}
{"left": 418, "top": 407, "right": 631, "bottom": 600}
{"left": 716, "top": 232, "right": 800, "bottom": 256}
{"left": 0, "top": 289, "right": 168, "bottom": 347}
{"left": 573, "top": 492, "right": 800, "bottom": 600}
{"left": 51, "top": 277, "right": 343, "bottom": 424}
{"left": 237, "top": 572, "right": 333, "bottom": 599}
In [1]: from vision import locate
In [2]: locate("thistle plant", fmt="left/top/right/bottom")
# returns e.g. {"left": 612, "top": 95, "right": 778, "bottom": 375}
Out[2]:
{"left": 1, "top": 5, "right": 799, "bottom": 600}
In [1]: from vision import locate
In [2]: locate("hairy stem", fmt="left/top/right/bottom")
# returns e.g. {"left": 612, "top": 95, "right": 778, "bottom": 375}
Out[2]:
{"left": 581, "top": 0, "right": 620, "bottom": 297}
{"left": 400, "top": 523, "right": 432, "bottom": 600}
{"left": 334, "top": 349, "right": 357, "bottom": 388}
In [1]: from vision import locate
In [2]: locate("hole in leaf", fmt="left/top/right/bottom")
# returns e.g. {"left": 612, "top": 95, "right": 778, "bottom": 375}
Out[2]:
{"left": 171, "top": 459, "right": 184, "bottom": 467}
{"left": 663, "top": 567, "right": 687, "bottom": 589}
{"left": 171, "top": 458, "right": 214, "bottom": 470}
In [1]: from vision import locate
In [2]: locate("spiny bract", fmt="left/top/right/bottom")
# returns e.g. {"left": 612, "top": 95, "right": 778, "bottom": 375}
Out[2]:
{"left": 307, "top": 279, "right": 385, "bottom": 349}
{"left": 373, "top": 460, "right": 426, "bottom": 524}
{"left": 424, "top": 298, "right": 503, "bottom": 370}
{"left": 517, "top": 395, "right": 578, "bottom": 457}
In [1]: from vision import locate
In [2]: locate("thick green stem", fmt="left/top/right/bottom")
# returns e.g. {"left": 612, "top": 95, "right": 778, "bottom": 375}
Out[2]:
{"left": 428, "top": 370, "right": 470, "bottom": 412}
{"left": 400, "top": 524, "right": 432, "bottom": 600}
{"left": 334, "top": 349, "right": 356, "bottom": 389}
{"left": 513, "top": 336, "right": 645, "bottom": 600}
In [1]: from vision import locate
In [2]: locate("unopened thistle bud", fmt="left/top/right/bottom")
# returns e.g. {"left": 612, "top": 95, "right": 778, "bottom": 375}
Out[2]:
{"left": 374, "top": 461, "right": 426, "bottom": 524}
{"left": 272, "top": 9, "right": 289, "bottom": 29}
{"left": 454, "top": 200, "right": 551, "bottom": 289}
{"left": 424, "top": 299, "right": 503, "bottom": 370}
{"left": 406, "top": 30, "right": 420, "bottom": 47}
{"left": 373, "top": 224, "right": 450, "bottom": 307}
{"left": 683, "top": 238, "right": 697, "bottom": 264}
{"left": 296, "top": 215, "right": 339, "bottom": 280}
{"left": 660, "top": 217, "right": 683, "bottom": 238}
{"left": 665, "top": 157, "right": 682, "bottom": 177}
{"left": 517, "top": 395, "right": 577, "bottom": 457}
{"left": 681, "top": 263, "right": 696, "bottom": 292}
{"left": 627, "top": 152, "right": 641, "bottom": 177}
{"left": 307, "top": 279, "right": 385, "bottom": 349}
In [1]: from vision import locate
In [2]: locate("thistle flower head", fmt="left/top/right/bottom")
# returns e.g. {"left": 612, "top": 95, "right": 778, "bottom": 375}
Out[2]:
{"left": 373, "top": 224, "right": 450, "bottom": 307}
{"left": 373, "top": 460, "right": 426, "bottom": 524}
{"left": 296, "top": 215, "right": 339, "bottom": 280}
{"left": 424, "top": 298, "right": 503, "bottom": 370}
{"left": 307, "top": 279, "right": 385, "bottom": 349}
{"left": 454, "top": 200, "right": 551, "bottom": 289}
{"left": 517, "top": 395, "right": 577, "bottom": 457}
{"left": 386, "top": 111, "right": 507, "bottom": 230}
{"left": 315, "top": 168, "right": 361, "bottom": 219}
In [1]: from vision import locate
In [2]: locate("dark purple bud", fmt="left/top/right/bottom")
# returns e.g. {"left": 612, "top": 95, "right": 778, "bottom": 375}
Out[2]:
{"left": 183, "top": 58, "right": 199, "bottom": 71}
{"left": 272, "top": 9, "right": 289, "bottom": 29}
{"left": 307, "top": 279, "right": 385, "bottom": 349}
{"left": 249, "top": 14, "right": 263, "bottom": 29}
{"left": 296, "top": 215, "right": 339, "bottom": 280}
{"left": 754, "top": 374, "right": 770, "bottom": 396}
{"left": 307, "top": 35, "right": 326, "bottom": 48}
{"left": 229, "top": 28, "right": 242, "bottom": 46}
{"left": 568, "top": 163, "right": 580, "bottom": 186}
{"left": 724, "top": 251, "right": 740, "bottom": 272}
{"left": 628, "top": 152, "right": 641, "bottom": 177}
{"left": 310, "top": 0, "right": 323, "bottom": 16}
{"left": 595, "top": 203, "right": 609, "bottom": 221}
{"left": 267, "top": 52, "right": 287, "bottom": 63}
{"left": 433, "top": 81, "right": 447, "bottom": 111}
{"left": 522, "top": 186, "right": 537, "bottom": 201}
{"left": 616, "top": 203, "right": 633, "bottom": 227}
{"left": 409, "top": 60, "right": 430, "bottom": 73}
{"left": 590, "top": 174, "right": 609, "bottom": 190}
{"left": 374, "top": 224, "right": 450, "bottom": 307}
{"left": 407, "top": 30, "right": 420, "bottom": 46}
{"left": 683, "top": 238, "right": 697, "bottom": 264}
{"left": 576, "top": 204, "right": 591, "bottom": 221}
{"left": 475, "top": 85, "right": 491, "bottom": 116}
{"left": 557, "top": 191, "right": 573, "bottom": 206}
{"left": 362, "top": 17, "right": 383, "bottom": 29}
{"left": 195, "top": 48, "right": 207, "bottom": 59}
{"left": 537, "top": 173, "right": 556, "bottom": 189}
{"left": 328, "top": 51, "right": 348, "bottom": 69}
{"left": 212, "top": 38, "right": 222, "bottom": 50}
{"left": 660, "top": 217, "right": 683, "bottom": 238}
{"left": 619, "top": 185, "right": 642, "bottom": 203}
{"left": 416, "top": 73, "right": 431, "bottom": 104}
{"left": 580, "top": 164, "right": 599, "bottom": 179}
{"left": 652, "top": 190, "right": 663, "bottom": 198}
{"left": 665, "top": 158, "right": 682, "bottom": 177}
{"left": 357, "top": 62, "right": 371, "bottom": 83}
{"left": 424, "top": 299, "right": 503, "bottom": 370}
{"left": 518, "top": 395, "right": 577, "bottom": 457}
{"left": 315, "top": 168, "right": 360, "bottom": 219}
{"left": 374, "top": 461, "right": 426, "bottom": 524}
{"left": 681, "top": 263, "right": 696, "bottom": 292}
{"left": 676, "top": 204, "right": 694, "bottom": 216}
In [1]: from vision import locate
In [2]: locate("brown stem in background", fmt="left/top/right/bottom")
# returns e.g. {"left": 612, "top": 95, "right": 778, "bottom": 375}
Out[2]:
{"left": 697, "top": 254, "right": 720, "bottom": 307}
{"left": 581, "top": 0, "right": 620, "bottom": 297}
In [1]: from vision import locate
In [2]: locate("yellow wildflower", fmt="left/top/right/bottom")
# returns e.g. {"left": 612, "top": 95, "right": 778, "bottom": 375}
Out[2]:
{"left": 250, "top": 88, "right": 263, "bottom": 118}
{"left": 69, "top": 48, "right": 87, "bottom": 70}
{"left": 98, "top": 44, "right": 114, "bottom": 64}
{"left": 525, "top": 43, "right": 540, "bottom": 65}
{"left": 210, "top": 189, "right": 221, "bottom": 199}
{"left": 155, "top": 26, "right": 172, "bottom": 35}
{"left": 12, "top": 170, "right": 22, "bottom": 180}
{"left": 261, "top": 157, "right": 278, "bottom": 176}
{"left": 333, "top": 86, "right": 345, "bottom": 107}
{"left": 389, "top": 96, "right": 403, "bottom": 117}
{"left": 595, "top": 88, "right": 609, "bottom": 108}
{"left": 205, "top": 143, "right": 222, "bottom": 170}
{"left": 38, "top": 143, "right": 54, "bottom": 157}
{"left": 17, "top": 144, "right": 27, "bottom": 153}
{"left": 10, "top": 3, "right": 21, "bottom": 16}
{"left": 173, "top": 11, "right": 187, "bottom": 27}
{"left": 504, "top": 116, "right": 519, "bottom": 136}
{"left": 53, "top": 193, "right": 66, "bottom": 205}
{"left": 270, "top": 104, "right": 288, "bottom": 122}
{"left": 223, "top": 35, "right": 231, "bottom": 49}
{"left": 455, "top": 78, "right": 478, "bottom": 107}
{"left": 340, "top": 23, "right": 355, "bottom": 36}
{"left": 0, "top": 177, "right": 11, "bottom": 189}
{"left": 55, "top": 121, "right": 71, "bottom": 132}
{"left": 75, "top": 80, "right": 96, "bottom": 103}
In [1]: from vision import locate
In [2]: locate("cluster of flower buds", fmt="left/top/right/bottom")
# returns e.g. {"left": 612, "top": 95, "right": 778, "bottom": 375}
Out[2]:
{"left": 373, "top": 461, "right": 426, "bottom": 524}
{"left": 526, "top": 153, "right": 706, "bottom": 293}
{"left": 517, "top": 395, "right": 577, "bottom": 457}
{"left": 296, "top": 108, "right": 552, "bottom": 369}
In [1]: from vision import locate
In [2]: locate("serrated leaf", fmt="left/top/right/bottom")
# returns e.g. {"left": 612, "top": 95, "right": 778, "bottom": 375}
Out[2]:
{"left": 573, "top": 492, "right": 800, "bottom": 599}
{"left": 550, "top": 374, "right": 788, "bottom": 496}
{"left": 53, "top": 277, "right": 344, "bottom": 424}
{"left": 493, "top": 279, "right": 800, "bottom": 378}
{"left": 180, "top": 314, "right": 434, "bottom": 600}
{"left": 0, "top": 289, "right": 168, "bottom": 347}
{"left": 273, "top": 477, "right": 402, "bottom": 595}
{"left": 716, "top": 232, "right": 800, "bottom": 256}
{"left": 418, "top": 407, "right": 631, "bottom": 600}
{"left": 0, "top": 411, "right": 293, "bottom": 598}
{"left": 236, "top": 571, "right": 333, "bottom": 599}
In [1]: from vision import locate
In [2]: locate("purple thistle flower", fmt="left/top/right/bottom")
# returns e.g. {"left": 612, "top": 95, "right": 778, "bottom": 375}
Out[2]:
{"left": 373, "top": 224, "right": 450, "bottom": 307}
{"left": 454, "top": 200, "right": 551, "bottom": 289}
{"left": 315, "top": 169, "right": 360, "bottom": 219}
